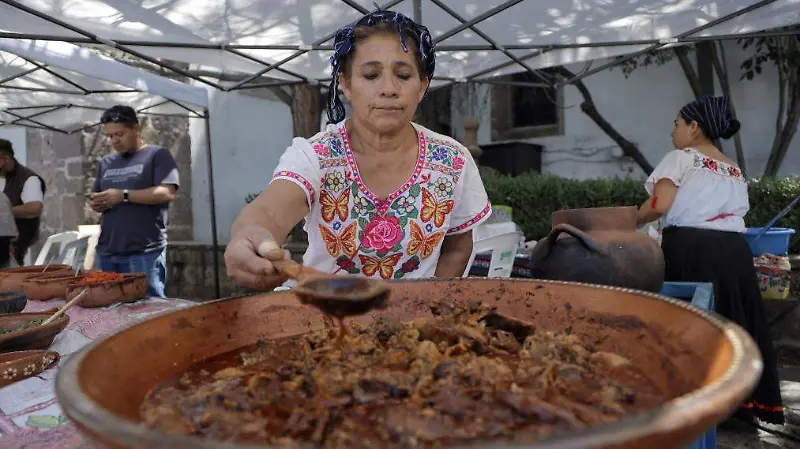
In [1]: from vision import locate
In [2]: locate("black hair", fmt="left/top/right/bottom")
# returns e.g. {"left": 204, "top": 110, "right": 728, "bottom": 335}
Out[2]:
{"left": 101, "top": 105, "right": 139, "bottom": 126}
{"left": 679, "top": 95, "right": 741, "bottom": 140}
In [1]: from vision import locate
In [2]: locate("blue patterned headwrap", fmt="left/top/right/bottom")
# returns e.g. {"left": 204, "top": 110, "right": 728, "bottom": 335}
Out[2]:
{"left": 679, "top": 95, "right": 741, "bottom": 140}
{"left": 326, "top": 8, "right": 436, "bottom": 124}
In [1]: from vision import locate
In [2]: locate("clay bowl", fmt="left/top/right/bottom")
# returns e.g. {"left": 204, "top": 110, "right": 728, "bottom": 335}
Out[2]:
{"left": 22, "top": 271, "right": 85, "bottom": 301}
{"left": 0, "top": 265, "right": 73, "bottom": 292}
{"left": 0, "top": 291, "right": 27, "bottom": 314}
{"left": 0, "top": 311, "right": 70, "bottom": 353}
{"left": 65, "top": 273, "right": 148, "bottom": 308}
{"left": 55, "top": 279, "right": 761, "bottom": 449}
{"left": 0, "top": 349, "right": 60, "bottom": 387}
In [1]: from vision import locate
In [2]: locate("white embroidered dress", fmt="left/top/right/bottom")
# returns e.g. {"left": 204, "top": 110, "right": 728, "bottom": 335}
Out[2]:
{"left": 272, "top": 122, "right": 492, "bottom": 280}
{"left": 646, "top": 148, "right": 748, "bottom": 233}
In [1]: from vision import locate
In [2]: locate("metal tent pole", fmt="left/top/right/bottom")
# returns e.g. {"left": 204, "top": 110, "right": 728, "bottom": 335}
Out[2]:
{"left": 203, "top": 110, "right": 221, "bottom": 299}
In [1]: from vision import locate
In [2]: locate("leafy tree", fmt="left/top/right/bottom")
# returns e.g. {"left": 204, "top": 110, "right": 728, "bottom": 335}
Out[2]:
{"left": 740, "top": 27, "right": 800, "bottom": 177}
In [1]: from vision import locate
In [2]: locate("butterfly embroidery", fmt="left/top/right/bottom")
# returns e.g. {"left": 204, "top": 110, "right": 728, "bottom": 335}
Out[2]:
{"left": 420, "top": 188, "right": 454, "bottom": 228}
{"left": 407, "top": 221, "right": 445, "bottom": 260}
{"left": 319, "top": 222, "right": 358, "bottom": 258}
{"left": 359, "top": 253, "right": 403, "bottom": 279}
{"left": 320, "top": 189, "right": 349, "bottom": 223}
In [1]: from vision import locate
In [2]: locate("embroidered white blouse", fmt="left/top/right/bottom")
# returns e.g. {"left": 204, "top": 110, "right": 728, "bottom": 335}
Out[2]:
{"left": 646, "top": 148, "right": 748, "bottom": 233}
{"left": 271, "top": 122, "right": 492, "bottom": 280}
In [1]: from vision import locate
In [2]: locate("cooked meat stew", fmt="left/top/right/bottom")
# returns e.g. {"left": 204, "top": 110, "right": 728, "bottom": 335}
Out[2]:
{"left": 140, "top": 299, "right": 670, "bottom": 447}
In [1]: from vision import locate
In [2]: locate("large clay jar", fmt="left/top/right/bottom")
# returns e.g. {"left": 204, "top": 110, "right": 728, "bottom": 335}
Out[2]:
{"left": 529, "top": 206, "right": 665, "bottom": 292}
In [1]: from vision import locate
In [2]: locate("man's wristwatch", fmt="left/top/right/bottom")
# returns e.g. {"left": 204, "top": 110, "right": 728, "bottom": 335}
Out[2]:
{"left": 122, "top": 189, "right": 130, "bottom": 203}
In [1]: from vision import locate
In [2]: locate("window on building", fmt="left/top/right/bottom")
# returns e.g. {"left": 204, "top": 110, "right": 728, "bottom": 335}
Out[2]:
{"left": 490, "top": 69, "right": 564, "bottom": 140}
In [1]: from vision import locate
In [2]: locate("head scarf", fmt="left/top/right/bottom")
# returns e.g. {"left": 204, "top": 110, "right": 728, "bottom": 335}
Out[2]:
{"left": 679, "top": 95, "right": 739, "bottom": 140}
{"left": 326, "top": 7, "right": 436, "bottom": 124}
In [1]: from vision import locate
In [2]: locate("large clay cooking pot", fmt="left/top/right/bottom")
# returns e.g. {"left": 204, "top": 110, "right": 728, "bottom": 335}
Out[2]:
{"left": 530, "top": 206, "right": 665, "bottom": 292}
{"left": 56, "top": 279, "right": 759, "bottom": 449}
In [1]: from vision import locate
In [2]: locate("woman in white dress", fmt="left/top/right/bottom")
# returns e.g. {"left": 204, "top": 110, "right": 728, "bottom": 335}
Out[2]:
{"left": 637, "top": 95, "right": 783, "bottom": 424}
{"left": 224, "top": 9, "right": 491, "bottom": 291}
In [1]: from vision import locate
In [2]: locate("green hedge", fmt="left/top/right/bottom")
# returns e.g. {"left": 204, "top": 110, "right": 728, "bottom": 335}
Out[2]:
{"left": 480, "top": 168, "right": 800, "bottom": 254}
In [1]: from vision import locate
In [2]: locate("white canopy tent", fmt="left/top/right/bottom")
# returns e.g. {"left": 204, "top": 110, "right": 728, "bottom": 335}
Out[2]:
{"left": 0, "top": 38, "right": 222, "bottom": 297}
{"left": 0, "top": 38, "right": 207, "bottom": 132}
{"left": 0, "top": 0, "right": 798, "bottom": 91}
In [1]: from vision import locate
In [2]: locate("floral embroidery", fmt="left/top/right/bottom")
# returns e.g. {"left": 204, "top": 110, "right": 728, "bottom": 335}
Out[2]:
{"left": 336, "top": 256, "right": 358, "bottom": 274}
{"left": 319, "top": 222, "right": 358, "bottom": 258}
{"left": 360, "top": 253, "right": 404, "bottom": 279}
{"left": 394, "top": 255, "right": 421, "bottom": 279}
{"left": 273, "top": 170, "right": 316, "bottom": 206}
{"left": 298, "top": 124, "right": 491, "bottom": 280}
{"left": 692, "top": 153, "right": 742, "bottom": 179}
{"left": 392, "top": 195, "right": 416, "bottom": 214}
{"left": 320, "top": 189, "right": 349, "bottom": 223}
{"left": 360, "top": 216, "right": 404, "bottom": 255}
{"left": 352, "top": 194, "right": 373, "bottom": 216}
{"left": 313, "top": 143, "right": 330, "bottom": 158}
{"left": 431, "top": 177, "right": 454, "bottom": 199}
{"left": 323, "top": 172, "right": 346, "bottom": 192}
{"left": 449, "top": 202, "right": 492, "bottom": 234}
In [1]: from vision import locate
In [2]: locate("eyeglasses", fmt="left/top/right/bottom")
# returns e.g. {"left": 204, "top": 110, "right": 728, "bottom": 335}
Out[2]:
{"left": 100, "top": 111, "right": 138, "bottom": 125}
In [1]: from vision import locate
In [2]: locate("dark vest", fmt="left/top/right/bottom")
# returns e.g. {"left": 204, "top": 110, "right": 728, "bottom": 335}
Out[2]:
{"left": 3, "top": 161, "right": 45, "bottom": 249}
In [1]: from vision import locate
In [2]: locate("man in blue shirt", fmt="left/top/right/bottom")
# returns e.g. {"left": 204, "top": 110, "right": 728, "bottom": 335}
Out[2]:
{"left": 90, "top": 105, "right": 179, "bottom": 297}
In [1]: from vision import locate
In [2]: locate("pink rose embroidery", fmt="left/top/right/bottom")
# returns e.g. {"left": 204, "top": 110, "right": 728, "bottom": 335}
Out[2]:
{"left": 453, "top": 156, "right": 464, "bottom": 170}
{"left": 361, "top": 216, "right": 403, "bottom": 253}
{"left": 313, "top": 143, "right": 330, "bottom": 157}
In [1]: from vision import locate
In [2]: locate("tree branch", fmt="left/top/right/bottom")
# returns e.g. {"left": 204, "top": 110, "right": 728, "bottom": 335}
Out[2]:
{"left": 675, "top": 46, "right": 703, "bottom": 97}
{"left": 712, "top": 42, "right": 747, "bottom": 175}
{"left": 553, "top": 66, "right": 654, "bottom": 174}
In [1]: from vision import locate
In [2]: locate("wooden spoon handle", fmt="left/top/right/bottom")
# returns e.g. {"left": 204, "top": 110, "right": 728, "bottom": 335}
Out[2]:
{"left": 41, "top": 288, "right": 88, "bottom": 326}
{"left": 271, "top": 259, "right": 328, "bottom": 282}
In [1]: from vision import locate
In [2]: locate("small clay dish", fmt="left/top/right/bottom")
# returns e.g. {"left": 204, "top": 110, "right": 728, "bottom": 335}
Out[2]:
{"left": 0, "top": 291, "right": 27, "bottom": 314}
{"left": 0, "top": 265, "right": 73, "bottom": 292}
{"left": 0, "top": 311, "right": 70, "bottom": 352}
{"left": 0, "top": 349, "right": 60, "bottom": 387}
{"left": 22, "top": 271, "right": 85, "bottom": 301}
{"left": 66, "top": 273, "right": 148, "bottom": 308}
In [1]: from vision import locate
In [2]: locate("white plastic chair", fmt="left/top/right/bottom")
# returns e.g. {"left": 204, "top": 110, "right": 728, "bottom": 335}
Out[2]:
{"left": 33, "top": 231, "right": 80, "bottom": 266}
{"left": 463, "top": 230, "right": 523, "bottom": 278}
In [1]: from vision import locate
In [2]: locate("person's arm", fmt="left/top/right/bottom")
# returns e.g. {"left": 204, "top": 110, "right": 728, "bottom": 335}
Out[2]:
{"left": 637, "top": 178, "right": 678, "bottom": 225}
{"left": 12, "top": 176, "right": 44, "bottom": 218}
{"left": 434, "top": 231, "right": 474, "bottom": 277}
{"left": 127, "top": 185, "right": 177, "bottom": 205}
{"left": 437, "top": 146, "right": 492, "bottom": 277}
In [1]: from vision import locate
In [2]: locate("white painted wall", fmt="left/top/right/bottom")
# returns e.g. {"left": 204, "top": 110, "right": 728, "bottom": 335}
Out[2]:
{"left": 189, "top": 87, "right": 292, "bottom": 244}
{"left": 0, "top": 126, "right": 27, "bottom": 164}
{"left": 455, "top": 41, "right": 800, "bottom": 180}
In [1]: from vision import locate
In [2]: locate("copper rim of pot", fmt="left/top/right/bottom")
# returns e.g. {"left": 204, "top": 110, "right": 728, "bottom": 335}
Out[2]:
{"left": 54, "top": 278, "right": 762, "bottom": 449}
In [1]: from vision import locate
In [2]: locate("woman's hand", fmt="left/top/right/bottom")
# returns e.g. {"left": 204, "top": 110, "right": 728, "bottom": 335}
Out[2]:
{"left": 224, "top": 226, "right": 291, "bottom": 290}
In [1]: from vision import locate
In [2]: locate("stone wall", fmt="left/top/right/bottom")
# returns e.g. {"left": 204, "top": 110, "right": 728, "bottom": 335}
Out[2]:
{"left": 166, "top": 242, "right": 307, "bottom": 300}
{"left": 25, "top": 130, "right": 87, "bottom": 252}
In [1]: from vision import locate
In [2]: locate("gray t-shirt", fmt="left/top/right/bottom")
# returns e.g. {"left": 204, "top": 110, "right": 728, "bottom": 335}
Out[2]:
{"left": 93, "top": 145, "right": 179, "bottom": 256}
{"left": 0, "top": 193, "right": 18, "bottom": 237}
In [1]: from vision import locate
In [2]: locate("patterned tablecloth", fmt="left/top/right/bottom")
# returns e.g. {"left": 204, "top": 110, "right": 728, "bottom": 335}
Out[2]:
{"left": 0, "top": 297, "right": 196, "bottom": 449}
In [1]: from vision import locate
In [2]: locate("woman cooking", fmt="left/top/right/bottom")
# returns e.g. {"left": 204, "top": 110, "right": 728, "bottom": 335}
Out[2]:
{"left": 636, "top": 95, "right": 783, "bottom": 424}
{"left": 225, "top": 10, "right": 491, "bottom": 291}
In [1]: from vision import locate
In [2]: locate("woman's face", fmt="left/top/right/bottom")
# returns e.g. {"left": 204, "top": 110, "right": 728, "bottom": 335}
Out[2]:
{"left": 671, "top": 113, "right": 701, "bottom": 149}
{"left": 339, "top": 33, "right": 429, "bottom": 135}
